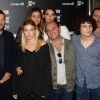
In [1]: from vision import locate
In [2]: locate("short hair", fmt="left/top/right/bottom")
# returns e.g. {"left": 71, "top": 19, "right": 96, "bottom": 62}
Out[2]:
{"left": 0, "top": 9, "right": 5, "bottom": 18}
{"left": 91, "top": 7, "right": 100, "bottom": 17}
{"left": 74, "top": 15, "right": 97, "bottom": 35}
{"left": 46, "top": 20, "right": 60, "bottom": 28}
{"left": 45, "top": 20, "right": 60, "bottom": 33}
{"left": 0, "top": 9, "right": 5, "bottom": 15}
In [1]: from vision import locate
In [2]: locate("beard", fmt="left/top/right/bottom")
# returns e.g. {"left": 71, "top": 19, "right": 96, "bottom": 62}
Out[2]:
{"left": 0, "top": 25, "right": 4, "bottom": 30}
{"left": 96, "top": 22, "right": 100, "bottom": 28}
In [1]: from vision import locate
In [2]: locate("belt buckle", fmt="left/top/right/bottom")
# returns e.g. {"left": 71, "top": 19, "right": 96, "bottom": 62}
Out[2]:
{"left": 57, "top": 84, "right": 66, "bottom": 89}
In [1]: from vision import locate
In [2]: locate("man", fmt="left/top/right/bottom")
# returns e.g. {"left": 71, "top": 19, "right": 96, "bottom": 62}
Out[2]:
{"left": 46, "top": 21, "right": 76, "bottom": 100}
{"left": 0, "top": 10, "right": 15, "bottom": 100}
{"left": 43, "top": 7, "right": 71, "bottom": 41}
{"left": 91, "top": 7, "right": 100, "bottom": 36}
{"left": 72, "top": 15, "right": 100, "bottom": 100}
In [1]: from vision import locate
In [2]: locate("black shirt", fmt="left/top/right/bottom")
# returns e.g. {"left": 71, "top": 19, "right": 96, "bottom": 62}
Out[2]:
{"left": 0, "top": 33, "right": 4, "bottom": 78}
{"left": 14, "top": 44, "right": 52, "bottom": 98}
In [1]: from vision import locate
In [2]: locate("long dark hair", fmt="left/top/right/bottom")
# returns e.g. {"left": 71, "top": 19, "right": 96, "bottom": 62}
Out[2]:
{"left": 26, "top": 7, "right": 43, "bottom": 34}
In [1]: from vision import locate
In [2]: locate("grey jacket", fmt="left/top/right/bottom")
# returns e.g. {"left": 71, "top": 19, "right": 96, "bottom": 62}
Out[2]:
{"left": 48, "top": 39, "right": 76, "bottom": 92}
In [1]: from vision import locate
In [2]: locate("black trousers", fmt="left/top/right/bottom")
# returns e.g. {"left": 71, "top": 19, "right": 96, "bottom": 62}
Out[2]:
{"left": 0, "top": 84, "right": 13, "bottom": 100}
{"left": 19, "top": 93, "right": 47, "bottom": 100}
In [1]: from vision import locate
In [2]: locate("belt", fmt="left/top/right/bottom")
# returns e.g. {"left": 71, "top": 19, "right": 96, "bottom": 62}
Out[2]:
{"left": 57, "top": 84, "right": 67, "bottom": 89}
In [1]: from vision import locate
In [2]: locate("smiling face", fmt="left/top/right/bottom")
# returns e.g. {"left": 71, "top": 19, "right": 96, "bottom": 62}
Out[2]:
{"left": 0, "top": 14, "right": 5, "bottom": 31}
{"left": 93, "top": 10, "right": 100, "bottom": 27}
{"left": 44, "top": 9, "right": 56, "bottom": 23}
{"left": 80, "top": 22, "right": 93, "bottom": 37}
{"left": 23, "top": 24, "right": 36, "bottom": 40}
{"left": 46, "top": 22, "right": 60, "bottom": 40}
{"left": 31, "top": 11, "right": 42, "bottom": 26}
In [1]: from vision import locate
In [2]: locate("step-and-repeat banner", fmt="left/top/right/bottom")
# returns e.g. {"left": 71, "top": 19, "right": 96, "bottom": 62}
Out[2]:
{"left": 0, "top": 0, "right": 87, "bottom": 35}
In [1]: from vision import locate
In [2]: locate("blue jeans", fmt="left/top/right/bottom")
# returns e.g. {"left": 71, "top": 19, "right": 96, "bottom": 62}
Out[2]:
{"left": 76, "top": 85, "right": 100, "bottom": 100}
{"left": 48, "top": 88, "right": 73, "bottom": 100}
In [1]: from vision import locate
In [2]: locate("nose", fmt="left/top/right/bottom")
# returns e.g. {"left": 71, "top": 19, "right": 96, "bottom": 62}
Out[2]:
{"left": 96, "top": 16, "right": 100, "bottom": 21}
{"left": 0, "top": 20, "right": 4, "bottom": 24}
{"left": 86, "top": 26, "right": 92, "bottom": 32}
{"left": 0, "top": 20, "right": 2, "bottom": 23}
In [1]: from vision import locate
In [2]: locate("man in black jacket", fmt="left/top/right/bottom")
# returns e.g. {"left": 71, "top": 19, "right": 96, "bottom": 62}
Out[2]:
{"left": 0, "top": 9, "right": 15, "bottom": 100}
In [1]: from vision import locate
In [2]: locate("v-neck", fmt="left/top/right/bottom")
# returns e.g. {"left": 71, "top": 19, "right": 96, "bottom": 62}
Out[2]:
{"left": 79, "top": 36, "right": 95, "bottom": 49}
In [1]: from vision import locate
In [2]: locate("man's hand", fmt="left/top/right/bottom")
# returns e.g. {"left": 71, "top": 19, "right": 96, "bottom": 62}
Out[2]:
{"left": 0, "top": 80, "right": 4, "bottom": 84}
{"left": 0, "top": 72, "right": 11, "bottom": 84}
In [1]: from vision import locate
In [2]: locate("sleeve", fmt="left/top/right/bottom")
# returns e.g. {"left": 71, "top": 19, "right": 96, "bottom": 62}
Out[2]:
{"left": 5, "top": 32, "right": 16, "bottom": 74}
{"left": 42, "top": 45, "right": 53, "bottom": 97}
{"left": 60, "top": 25, "right": 71, "bottom": 40}
{"left": 68, "top": 41, "right": 76, "bottom": 89}
{"left": 15, "top": 46, "right": 23, "bottom": 67}
{"left": 12, "top": 46, "right": 23, "bottom": 95}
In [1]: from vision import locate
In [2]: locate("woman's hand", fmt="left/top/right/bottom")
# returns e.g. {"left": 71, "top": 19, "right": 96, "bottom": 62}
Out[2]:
{"left": 13, "top": 94, "right": 18, "bottom": 99}
{"left": 16, "top": 67, "right": 23, "bottom": 75}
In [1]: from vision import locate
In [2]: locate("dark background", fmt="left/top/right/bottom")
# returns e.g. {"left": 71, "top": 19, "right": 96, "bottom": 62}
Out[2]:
{"left": 0, "top": 0, "right": 87, "bottom": 35}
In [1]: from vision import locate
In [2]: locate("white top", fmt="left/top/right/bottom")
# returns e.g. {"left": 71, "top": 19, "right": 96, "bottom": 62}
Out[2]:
{"left": 43, "top": 25, "right": 71, "bottom": 41}
{"left": 60, "top": 25, "right": 71, "bottom": 40}
{"left": 53, "top": 40, "right": 67, "bottom": 85}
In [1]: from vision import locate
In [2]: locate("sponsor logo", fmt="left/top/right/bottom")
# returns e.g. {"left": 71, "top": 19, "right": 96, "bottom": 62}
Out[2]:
{"left": 10, "top": 2, "right": 24, "bottom": 6}
{"left": 27, "top": 0, "right": 36, "bottom": 7}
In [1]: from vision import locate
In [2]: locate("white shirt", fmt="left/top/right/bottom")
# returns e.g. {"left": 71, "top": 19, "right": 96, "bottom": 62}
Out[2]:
{"left": 60, "top": 25, "right": 71, "bottom": 40}
{"left": 53, "top": 40, "right": 67, "bottom": 85}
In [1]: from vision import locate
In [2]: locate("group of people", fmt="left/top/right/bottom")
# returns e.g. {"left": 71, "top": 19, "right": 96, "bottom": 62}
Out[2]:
{"left": 0, "top": 6, "right": 100, "bottom": 100}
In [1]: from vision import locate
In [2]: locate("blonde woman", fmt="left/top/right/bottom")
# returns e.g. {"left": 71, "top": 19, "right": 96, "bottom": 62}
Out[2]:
{"left": 13, "top": 20, "right": 52, "bottom": 100}
{"left": 15, "top": 7, "right": 43, "bottom": 45}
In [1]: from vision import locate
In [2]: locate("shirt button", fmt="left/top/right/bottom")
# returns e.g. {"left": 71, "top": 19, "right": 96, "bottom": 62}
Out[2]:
{"left": 84, "top": 56, "right": 86, "bottom": 58}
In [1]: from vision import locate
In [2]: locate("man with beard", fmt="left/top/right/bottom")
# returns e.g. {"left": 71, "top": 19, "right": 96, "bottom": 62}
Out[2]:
{"left": 0, "top": 9, "right": 15, "bottom": 100}
{"left": 91, "top": 7, "right": 100, "bottom": 37}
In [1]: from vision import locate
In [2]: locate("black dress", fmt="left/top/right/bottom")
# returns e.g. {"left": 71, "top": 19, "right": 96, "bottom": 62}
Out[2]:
{"left": 14, "top": 44, "right": 52, "bottom": 100}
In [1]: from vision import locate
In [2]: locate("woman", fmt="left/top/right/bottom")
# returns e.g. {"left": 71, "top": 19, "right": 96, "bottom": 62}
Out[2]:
{"left": 26, "top": 7, "right": 43, "bottom": 34}
{"left": 43, "top": 6, "right": 71, "bottom": 41}
{"left": 13, "top": 20, "right": 52, "bottom": 100}
{"left": 15, "top": 7, "right": 43, "bottom": 44}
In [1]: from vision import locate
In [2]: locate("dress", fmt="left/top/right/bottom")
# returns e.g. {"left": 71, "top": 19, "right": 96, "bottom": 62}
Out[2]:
{"left": 14, "top": 44, "right": 52, "bottom": 99}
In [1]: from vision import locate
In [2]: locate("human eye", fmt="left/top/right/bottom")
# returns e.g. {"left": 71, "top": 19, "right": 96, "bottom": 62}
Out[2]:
{"left": 24, "top": 29, "right": 28, "bottom": 33}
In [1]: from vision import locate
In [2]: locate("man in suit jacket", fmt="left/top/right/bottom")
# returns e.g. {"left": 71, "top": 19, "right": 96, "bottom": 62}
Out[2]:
{"left": 45, "top": 21, "right": 76, "bottom": 100}
{"left": 0, "top": 9, "right": 15, "bottom": 100}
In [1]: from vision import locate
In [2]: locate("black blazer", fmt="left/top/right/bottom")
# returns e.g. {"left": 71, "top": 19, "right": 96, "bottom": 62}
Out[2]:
{"left": 3, "top": 30, "right": 15, "bottom": 74}
{"left": 1, "top": 30, "right": 15, "bottom": 89}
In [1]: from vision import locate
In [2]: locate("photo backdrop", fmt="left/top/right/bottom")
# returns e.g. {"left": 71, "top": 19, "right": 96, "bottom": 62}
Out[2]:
{"left": 0, "top": 0, "right": 87, "bottom": 35}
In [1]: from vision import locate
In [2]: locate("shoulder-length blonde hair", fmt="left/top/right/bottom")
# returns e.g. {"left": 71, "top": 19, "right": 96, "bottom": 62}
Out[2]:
{"left": 20, "top": 20, "right": 43, "bottom": 52}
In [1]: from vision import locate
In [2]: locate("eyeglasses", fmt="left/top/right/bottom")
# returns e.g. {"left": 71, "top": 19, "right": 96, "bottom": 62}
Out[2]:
{"left": 57, "top": 53, "right": 62, "bottom": 64}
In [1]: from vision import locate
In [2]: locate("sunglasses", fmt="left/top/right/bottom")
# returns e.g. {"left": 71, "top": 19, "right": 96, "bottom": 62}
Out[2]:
{"left": 57, "top": 53, "right": 62, "bottom": 64}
